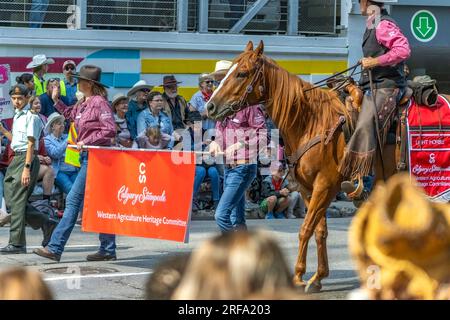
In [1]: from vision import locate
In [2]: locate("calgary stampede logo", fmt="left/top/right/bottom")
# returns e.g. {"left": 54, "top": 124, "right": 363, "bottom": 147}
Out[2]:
{"left": 117, "top": 162, "right": 166, "bottom": 206}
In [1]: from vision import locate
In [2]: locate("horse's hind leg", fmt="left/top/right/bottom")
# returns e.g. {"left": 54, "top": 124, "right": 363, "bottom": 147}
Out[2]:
{"left": 294, "top": 183, "right": 334, "bottom": 290}
{"left": 305, "top": 215, "right": 329, "bottom": 293}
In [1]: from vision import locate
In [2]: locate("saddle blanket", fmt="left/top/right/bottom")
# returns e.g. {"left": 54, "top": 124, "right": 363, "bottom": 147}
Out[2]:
{"left": 407, "top": 95, "right": 450, "bottom": 202}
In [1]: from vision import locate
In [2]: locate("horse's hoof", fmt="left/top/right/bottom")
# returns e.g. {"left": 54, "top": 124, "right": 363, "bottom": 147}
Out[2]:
{"left": 305, "top": 281, "right": 322, "bottom": 294}
{"left": 293, "top": 278, "right": 307, "bottom": 291}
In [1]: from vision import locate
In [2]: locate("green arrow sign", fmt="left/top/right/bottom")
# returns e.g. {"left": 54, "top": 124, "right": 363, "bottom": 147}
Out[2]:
{"left": 411, "top": 10, "right": 438, "bottom": 42}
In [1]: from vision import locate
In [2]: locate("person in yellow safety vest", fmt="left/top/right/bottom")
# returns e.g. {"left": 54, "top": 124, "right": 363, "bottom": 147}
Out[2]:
{"left": 26, "top": 54, "right": 55, "bottom": 97}
{"left": 60, "top": 60, "right": 79, "bottom": 106}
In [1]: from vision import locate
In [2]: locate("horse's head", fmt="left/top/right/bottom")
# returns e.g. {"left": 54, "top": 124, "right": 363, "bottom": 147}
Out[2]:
{"left": 207, "top": 41, "right": 266, "bottom": 121}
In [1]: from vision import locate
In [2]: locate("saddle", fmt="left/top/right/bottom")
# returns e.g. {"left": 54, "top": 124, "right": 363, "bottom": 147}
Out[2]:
{"left": 334, "top": 79, "right": 416, "bottom": 173}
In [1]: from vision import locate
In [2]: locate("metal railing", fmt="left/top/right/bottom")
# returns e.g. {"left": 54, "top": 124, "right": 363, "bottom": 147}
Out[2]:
{"left": 0, "top": 0, "right": 342, "bottom": 35}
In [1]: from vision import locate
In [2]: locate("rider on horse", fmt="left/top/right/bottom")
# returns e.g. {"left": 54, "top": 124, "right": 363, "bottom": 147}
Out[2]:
{"left": 340, "top": 0, "right": 411, "bottom": 198}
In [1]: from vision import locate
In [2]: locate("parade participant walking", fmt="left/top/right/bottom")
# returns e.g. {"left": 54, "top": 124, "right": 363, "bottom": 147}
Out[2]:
{"left": 0, "top": 85, "right": 56, "bottom": 254}
{"left": 33, "top": 65, "right": 117, "bottom": 262}
{"left": 339, "top": 0, "right": 411, "bottom": 198}
{"left": 26, "top": 54, "right": 54, "bottom": 97}
{"left": 208, "top": 61, "right": 266, "bottom": 233}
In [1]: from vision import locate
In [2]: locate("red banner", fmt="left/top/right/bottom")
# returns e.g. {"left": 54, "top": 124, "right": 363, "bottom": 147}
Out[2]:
{"left": 408, "top": 95, "right": 450, "bottom": 202}
{"left": 82, "top": 148, "right": 196, "bottom": 242}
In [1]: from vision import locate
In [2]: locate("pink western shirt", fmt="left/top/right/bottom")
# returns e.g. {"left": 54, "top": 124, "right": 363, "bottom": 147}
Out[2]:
{"left": 55, "top": 96, "right": 116, "bottom": 146}
{"left": 375, "top": 20, "right": 411, "bottom": 66}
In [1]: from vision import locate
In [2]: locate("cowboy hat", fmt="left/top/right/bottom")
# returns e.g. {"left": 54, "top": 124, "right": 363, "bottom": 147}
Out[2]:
{"left": 161, "top": 75, "right": 182, "bottom": 87}
{"left": 127, "top": 80, "right": 154, "bottom": 97}
{"left": 26, "top": 54, "right": 55, "bottom": 69}
{"left": 198, "top": 73, "right": 214, "bottom": 84}
{"left": 72, "top": 65, "right": 109, "bottom": 88}
{"left": 111, "top": 93, "right": 128, "bottom": 109}
{"left": 208, "top": 60, "right": 233, "bottom": 80}
{"left": 45, "top": 112, "right": 65, "bottom": 134}
{"left": 349, "top": 173, "right": 450, "bottom": 300}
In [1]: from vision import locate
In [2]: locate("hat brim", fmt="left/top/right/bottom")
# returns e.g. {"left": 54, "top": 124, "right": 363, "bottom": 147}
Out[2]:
{"left": 73, "top": 74, "right": 110, "bottom": 88}
{"left": 26, "top": 58, "right": 55, "bottom": 69}
{"left": 161, "top": 81, "right": 182, "bottom": 87}
{"left": 44, "top": 115, "right": 65, "bottom": 134}
{"left": 127, "top": 85, "right": 154, "bottom": 97}
{"left": 207, "top": 69, "right": 229, "bottom": 80}
{"left": 111, "top": 95, "right": 128, "bottom": 107}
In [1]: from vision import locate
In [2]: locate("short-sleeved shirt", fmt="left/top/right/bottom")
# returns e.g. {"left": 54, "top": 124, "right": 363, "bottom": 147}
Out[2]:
{"left": 11, "top": 106, "right": 43, "bottom": 152}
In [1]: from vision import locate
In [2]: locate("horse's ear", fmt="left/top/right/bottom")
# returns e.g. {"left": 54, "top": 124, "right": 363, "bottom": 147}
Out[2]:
{"left": 245, "top": 41, "right": 254, "bottom": 52}
{"left": 254, "top": 41, "right": 264, "bottom": 56}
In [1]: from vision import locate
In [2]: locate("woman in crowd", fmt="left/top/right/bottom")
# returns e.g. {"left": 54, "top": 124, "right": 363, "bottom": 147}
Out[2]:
{"left": 16, "top": 73, "right": 35, "bottom": 96}
{"left": 126, "top": 80, "right": 152, "bottom": 140}
{"left": 44, "top": 112, "right": 79, "bottom": 195}
{"left": 33, "top": 65, "right": 117, "bottom": 262}
{"left": 111, "top": 93, "right": 133, "bottom": 148}
{"left": 137, "top": 91, "right": 173, "bottom": 138}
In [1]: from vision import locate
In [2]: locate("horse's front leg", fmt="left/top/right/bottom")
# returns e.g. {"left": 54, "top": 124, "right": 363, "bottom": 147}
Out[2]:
{"left": 293, "top": 182, "right": 335, "bottom": 290}
{"left": 306, "top": 215, "right": 330, "bottom": 293}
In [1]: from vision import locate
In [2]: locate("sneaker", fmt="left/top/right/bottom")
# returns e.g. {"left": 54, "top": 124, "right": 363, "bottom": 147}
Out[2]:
{"left": 265, "top": 212, "right": 275, "bottom": 219}
{"left": 287, "top": 212, "right": 297, "bottom": 219}
{"left": 274, "top": 212, "right": 286, "bottom": 219}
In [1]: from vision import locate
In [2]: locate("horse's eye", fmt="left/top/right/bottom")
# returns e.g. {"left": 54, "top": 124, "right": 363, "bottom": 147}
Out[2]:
{"left": 236, "top": 71, "right": 249, "bottom": 78}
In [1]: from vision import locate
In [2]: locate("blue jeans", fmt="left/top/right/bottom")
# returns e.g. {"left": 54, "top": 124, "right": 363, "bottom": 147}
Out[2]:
{"left": 29, "top": 0, "right": 49, "bottom": 28}
{"left": 214, "top": 164, "right": 257, "bottom": 233}
{"left": 48, "top": 153, "right": 116, "bottom": 256}
{"left": 193, "top": 165, "right": 221, "bottom": 201}
{"left": 55, "top": 170, "right": 79, "bottom": 195}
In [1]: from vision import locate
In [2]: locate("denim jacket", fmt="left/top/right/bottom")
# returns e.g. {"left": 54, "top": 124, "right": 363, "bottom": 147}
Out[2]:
{"left": 136, "top": 109, "right": 173, "bottom": 137}
{"left": 44, "top": 133, "right": 77, "bottom": 176}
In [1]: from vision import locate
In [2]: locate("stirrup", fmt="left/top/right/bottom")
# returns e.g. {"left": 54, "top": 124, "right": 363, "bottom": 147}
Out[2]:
{"left": 343, "top": 176, "right": 364, "bottom": 200}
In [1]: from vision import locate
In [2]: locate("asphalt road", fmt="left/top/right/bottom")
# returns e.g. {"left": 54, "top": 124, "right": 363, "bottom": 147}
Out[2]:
{"left": 0, "top": 217, "right": 358, "bottom": 300}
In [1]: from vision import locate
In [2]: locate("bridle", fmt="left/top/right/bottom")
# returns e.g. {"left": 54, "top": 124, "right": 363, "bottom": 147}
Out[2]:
{"left": 230, "top": 60, "right": 266, "bottom": 113}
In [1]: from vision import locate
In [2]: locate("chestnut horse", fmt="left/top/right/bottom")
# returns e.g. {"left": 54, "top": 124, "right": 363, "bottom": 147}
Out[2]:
{"left": 206, "top": 41, "right": 400, "bottom": 292}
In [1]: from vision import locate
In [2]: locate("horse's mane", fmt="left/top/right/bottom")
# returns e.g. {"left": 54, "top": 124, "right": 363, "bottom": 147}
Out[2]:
{"left": 261, "top": 55, "right": 350, "bottom": 140}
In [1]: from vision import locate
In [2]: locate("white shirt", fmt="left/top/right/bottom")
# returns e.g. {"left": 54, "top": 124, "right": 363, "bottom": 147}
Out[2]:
{"left": 11, "top": 106, "right": 43, "bottom": 152}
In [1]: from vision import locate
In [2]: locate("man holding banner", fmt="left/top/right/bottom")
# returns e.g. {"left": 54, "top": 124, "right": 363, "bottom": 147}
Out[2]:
{"left": 33, "top": 65, "right": 117, "bottom": 262}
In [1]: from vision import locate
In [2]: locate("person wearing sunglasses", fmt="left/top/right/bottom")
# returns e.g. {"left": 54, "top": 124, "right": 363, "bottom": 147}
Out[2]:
{"left": 190, "top": 73, "right": 216, "bottom": 134}
{"left": 60, "top": 60, "right": 78, "bottom": 106}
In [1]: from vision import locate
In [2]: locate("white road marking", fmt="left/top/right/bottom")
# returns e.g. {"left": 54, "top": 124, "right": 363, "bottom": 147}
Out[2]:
{"left": 44, "top": 271, "right": 152, "bottom": 282}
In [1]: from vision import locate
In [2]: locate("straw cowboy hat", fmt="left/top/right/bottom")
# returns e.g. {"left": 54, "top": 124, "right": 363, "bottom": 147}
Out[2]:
{"left": 349, "top": 173, "right": 450, "bottom": 300}
{"left": 160, "top": 75, "right": 182, "bottom": 87}
{"left": 208, "top": 60, "right": 233, "bottom": 80}
{"left": 45, "top": 112, "right": 65, "bottom": 134}
{"left": 198, "top": 73, "right": 214, "bottom": 84}
{"left": 26, "top": 54, "right": 55, "bottom": 69}
{"left": 111, "top": 93, "right": 128, "bottom": 109}
{"left": 127, "top": 80, "right": 154, "bottom": 97}
{"left": 72, "top": 65, "right": 109, "bottom": 88}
